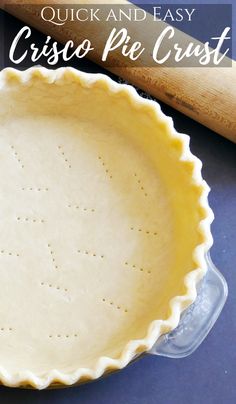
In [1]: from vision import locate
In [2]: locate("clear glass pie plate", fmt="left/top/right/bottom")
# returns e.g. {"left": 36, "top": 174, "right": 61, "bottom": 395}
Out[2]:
{"left": 149, "top": 253, "right": 228, "bottom": 358}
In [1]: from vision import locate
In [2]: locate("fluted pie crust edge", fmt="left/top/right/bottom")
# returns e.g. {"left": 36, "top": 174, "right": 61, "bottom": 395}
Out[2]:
{"left": 0, "top": 67, "right": 213, "bottom": 389}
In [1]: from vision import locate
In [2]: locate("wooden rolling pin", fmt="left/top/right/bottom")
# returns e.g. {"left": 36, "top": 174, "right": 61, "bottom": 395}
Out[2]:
{"left": 2, "top": 0, "right": 236, "bottom": 142}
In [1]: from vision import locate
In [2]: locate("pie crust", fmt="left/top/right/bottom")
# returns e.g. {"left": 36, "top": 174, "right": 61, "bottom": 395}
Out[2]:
{"left": 0, "top": 67, "right": 213, "bottom": 389}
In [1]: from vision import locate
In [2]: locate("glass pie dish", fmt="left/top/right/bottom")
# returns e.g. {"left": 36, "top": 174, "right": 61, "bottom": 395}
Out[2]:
{"left": 0, "top": 67, "right": 227, "bottom": 389}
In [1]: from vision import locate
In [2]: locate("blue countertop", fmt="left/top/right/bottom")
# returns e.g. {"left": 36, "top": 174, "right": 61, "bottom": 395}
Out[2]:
{"left": 0, "top": 7, "right": 235, "bottom": 404}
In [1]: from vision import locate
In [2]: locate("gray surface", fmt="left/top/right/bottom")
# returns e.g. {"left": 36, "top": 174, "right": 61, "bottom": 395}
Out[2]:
{"left": 0, "top": 7, "right": 235, "bottom": 404}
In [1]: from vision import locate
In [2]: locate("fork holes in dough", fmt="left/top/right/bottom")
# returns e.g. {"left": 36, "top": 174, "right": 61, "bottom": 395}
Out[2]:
{"left": 134, "top": 173, "right": 148, "bottom": 197}
{"left": 77, "top": 249, "right": 104, "bottom": 259}
{"left": 57, "top": 145, "right": 72, "bottom": 168}
{"left": 130, "top": 227, "right": 157, "bottom": 236}
{"left": 21, "top": 187, "right": 49, "bottom": 192}
{"left": 16, "top": 217, "right": 45, "bottom": 223}
{"left": 67, "top": 204, "right": 95, "bottom": 213}
{"left": 10, "top": 145, "right": 24, "bottom": 169}
{"left": 48, "top": 333, "right": 78, "bottom": 339}
{"left": 47, "top": 243, "right": 60, "bottom": 271}
{"left": 101, "top": 298, "right": 128, "bottom": 313}
{"left": 124, "top": 261, "right": 151, "bottom": 275}
{"left": 40, "top": 281, "right": 68, "bottom": 294}
{"left": 98, "top": 156, "right": 113, "bottom": 179}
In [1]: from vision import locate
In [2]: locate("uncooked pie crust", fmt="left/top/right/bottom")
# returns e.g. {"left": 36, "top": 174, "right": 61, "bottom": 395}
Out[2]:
{"left": 0, "top": 67, "right": 213, "bottom": 389}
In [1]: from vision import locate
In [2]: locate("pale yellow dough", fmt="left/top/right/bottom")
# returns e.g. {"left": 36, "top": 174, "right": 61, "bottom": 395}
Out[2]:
{"left": 0, "top": 71, "right": 204, "bottom": 378}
